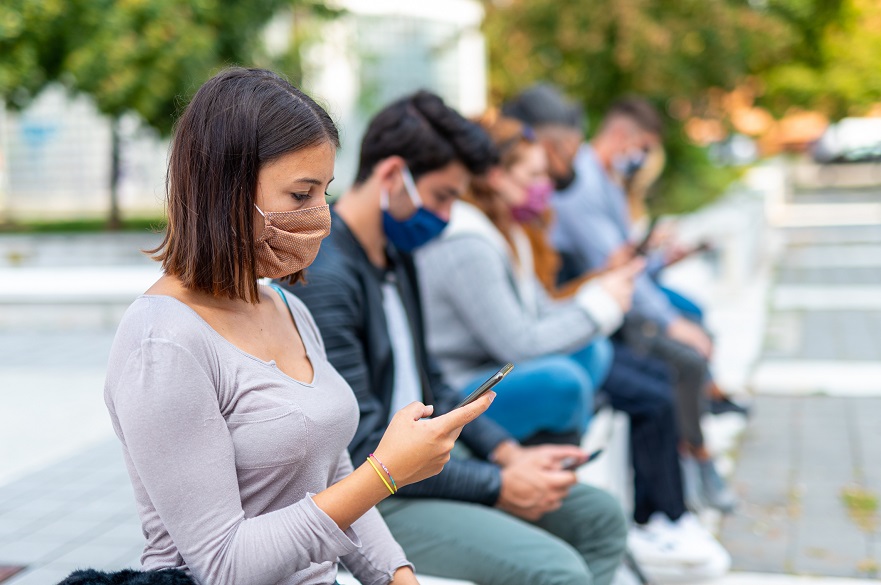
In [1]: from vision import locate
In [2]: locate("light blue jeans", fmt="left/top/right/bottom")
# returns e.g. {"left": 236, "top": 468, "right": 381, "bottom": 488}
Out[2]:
{"left": 460, "top": 339, "right": 614, "bottom": 441}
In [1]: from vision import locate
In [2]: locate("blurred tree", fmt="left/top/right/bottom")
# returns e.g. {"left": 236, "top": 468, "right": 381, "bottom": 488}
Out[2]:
{"left": 762, "top": 0, "right": 881, "bottom": 118}
{"left": 0, "top": 0, "right": 336, "bottom": 227}
{"left": 481, "top": 0, "right": 872, "bottom": 214}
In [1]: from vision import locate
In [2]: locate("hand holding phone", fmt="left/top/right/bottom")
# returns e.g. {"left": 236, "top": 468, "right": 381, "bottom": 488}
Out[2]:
{"left": 560, "top": 449, "right": 604, "bottom": 471}
{"left": 455, "top": 363, "right": 514, "bottom": 409}
{"left": 633, "top": 217, "right": 659, "bottom": 256}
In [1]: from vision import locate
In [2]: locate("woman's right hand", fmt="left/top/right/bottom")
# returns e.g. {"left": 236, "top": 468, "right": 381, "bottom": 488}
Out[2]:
{"left": 596, "top": 257, "right": 645, "bottom": 312}
{"left": 372, "top": 393, "right": 495, "bottom": 488}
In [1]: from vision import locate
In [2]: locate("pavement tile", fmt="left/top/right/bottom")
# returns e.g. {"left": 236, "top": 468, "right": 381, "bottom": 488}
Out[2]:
{"left": 48, "top": 542, "right": 139, "bottom": 571}
{"left": 2, "top": 565, "right": 74, "bottom": 585}
{"left": 108, "top": 543, "right": 144, "bottom": 570}
{"left": 85, "top": 521, "right": 142, "bottom": 547}
{"left": 0, "top": 514, "right": 44, "bottom": 541}
{"left": 23, "top": 516, "right": 108, "bottom": 544}
{"left": 0, "top": 538, "right": 67, "bottom": 566}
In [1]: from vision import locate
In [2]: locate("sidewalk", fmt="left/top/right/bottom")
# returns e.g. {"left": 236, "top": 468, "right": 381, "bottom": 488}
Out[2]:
{"left": 718, "top": 193, "right": 881, "bottom": 579}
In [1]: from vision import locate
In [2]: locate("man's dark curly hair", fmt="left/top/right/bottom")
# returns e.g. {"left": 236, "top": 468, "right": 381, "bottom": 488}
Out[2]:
{"left": 354, "top": 90, "right": 498, "bottom": 184}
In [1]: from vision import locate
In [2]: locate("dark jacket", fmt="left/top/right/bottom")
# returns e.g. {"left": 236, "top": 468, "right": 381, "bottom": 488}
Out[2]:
{"left": 279, "top": 210, "right": 509, "bottom": 505}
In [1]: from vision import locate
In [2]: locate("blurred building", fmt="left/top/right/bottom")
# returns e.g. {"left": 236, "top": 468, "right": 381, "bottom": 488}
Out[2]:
{"left": 0, "top": 0, "right": 487, "bottom": 222}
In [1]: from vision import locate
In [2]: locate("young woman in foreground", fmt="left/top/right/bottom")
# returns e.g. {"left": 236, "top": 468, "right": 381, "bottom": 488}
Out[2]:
{"left": 104, "top": 68, "right": 492, "bottom": 585}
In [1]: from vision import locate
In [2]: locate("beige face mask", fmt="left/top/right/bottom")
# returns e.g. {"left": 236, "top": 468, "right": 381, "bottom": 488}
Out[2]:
{"left": 254, "top": 203, "right": 332, "bottom": 279}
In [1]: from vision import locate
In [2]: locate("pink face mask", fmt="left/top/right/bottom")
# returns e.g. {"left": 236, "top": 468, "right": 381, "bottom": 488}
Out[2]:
{"left": 511, "top": 178, "right": 554, "bottom": 223}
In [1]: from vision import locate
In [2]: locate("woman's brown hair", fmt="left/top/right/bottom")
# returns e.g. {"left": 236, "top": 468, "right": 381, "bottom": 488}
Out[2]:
{"left": 149, "top": 67, "right": 339, "bottom": 303}
{"left": 467, "top": 112, "right": 537, "bottom": 255}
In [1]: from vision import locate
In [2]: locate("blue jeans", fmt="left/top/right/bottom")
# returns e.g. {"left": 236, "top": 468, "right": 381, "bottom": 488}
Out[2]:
{"left": 460, "top": 339, "right": 614, "bottom": 441}
{"left": 659, "top": 284, "right": 704, "bottom": 322}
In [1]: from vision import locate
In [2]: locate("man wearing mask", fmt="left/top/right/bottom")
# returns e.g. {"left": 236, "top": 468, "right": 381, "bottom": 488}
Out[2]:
{"left": 505, "top": 88, "right": 736, "bottom": 515}
{"left": 279, "top": 91, "right": 627, "bottom": 585}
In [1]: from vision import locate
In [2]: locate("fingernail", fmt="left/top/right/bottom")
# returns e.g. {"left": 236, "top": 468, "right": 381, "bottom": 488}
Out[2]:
{"left": 488, "top": 392, "right": 496, "bottom": 403}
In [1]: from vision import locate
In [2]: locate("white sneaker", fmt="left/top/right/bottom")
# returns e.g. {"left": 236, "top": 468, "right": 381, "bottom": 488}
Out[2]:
{"left": 644, "top": 513, "right": 732, "bottom": 581}
{"left": 627, "top": 524, "right": 710, "bottom": 567}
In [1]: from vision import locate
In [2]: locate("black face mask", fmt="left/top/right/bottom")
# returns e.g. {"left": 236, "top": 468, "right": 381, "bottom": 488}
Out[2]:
{"left": 553, "top": 170, "right": 577, "bottom": 191}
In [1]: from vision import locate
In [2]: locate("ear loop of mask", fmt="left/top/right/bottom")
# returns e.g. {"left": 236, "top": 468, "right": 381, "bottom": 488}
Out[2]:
{"left": 381, "top": 167, "right": 423, "bottom": 211}
{"left": 254, "top": 204, "right": 266, "bottom": 218}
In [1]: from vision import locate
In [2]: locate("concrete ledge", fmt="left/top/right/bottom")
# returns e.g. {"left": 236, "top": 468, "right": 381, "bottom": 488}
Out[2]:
{"left": 0, "top": 266, "right": 160, "bottom": 304}
{"left": 753, "top": 360, "right": 881, "bottom": 396}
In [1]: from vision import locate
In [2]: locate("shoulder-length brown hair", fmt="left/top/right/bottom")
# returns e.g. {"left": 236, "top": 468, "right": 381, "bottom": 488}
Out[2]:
{"left": 466, "top": 113, "right": 537, "bottom": 256}
{"left": 149, "top": 67, "right": 339, "bottom": 303}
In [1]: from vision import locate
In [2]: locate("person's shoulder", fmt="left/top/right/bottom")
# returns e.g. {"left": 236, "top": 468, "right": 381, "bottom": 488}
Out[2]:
{"left": 105, "top": 296, "right": 218, "bottom": 399}
{"left": 115, "top": 295, "right": 215, "bottom": 353}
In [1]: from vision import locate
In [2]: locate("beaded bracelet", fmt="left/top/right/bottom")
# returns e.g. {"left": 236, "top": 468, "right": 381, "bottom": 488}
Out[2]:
{"left": 367, "top": 456, "right": 396, "bottom": 496}
{"left": 369, "top": 453, "right": 398, "bottom": 493}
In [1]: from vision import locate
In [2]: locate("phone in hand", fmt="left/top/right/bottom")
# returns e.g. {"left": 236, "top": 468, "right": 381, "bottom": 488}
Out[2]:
{"left": 455, "top": 363, "right": 514, "bottom": 409}
{"left": 633, "top": 217, "right": 659, "bottom": 257}
{"left": 560, "top": 448, "right": 604, "bottom": 471}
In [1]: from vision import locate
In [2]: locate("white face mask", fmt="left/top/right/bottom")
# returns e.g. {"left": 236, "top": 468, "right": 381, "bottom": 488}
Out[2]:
{"left": 612, "top": 149, "right": 647, "bottom": 180}
{"left": 253, "top": 203, "right": 332, "bottom": 279}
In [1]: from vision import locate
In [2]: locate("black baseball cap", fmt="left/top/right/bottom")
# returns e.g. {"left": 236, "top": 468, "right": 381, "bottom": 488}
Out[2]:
{"left": 502, "top": 84, "right": 584, "bottom": 131}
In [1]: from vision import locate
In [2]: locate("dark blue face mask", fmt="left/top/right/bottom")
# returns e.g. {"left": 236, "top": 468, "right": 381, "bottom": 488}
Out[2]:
{"left": 381, "top": 168, "right": 448, "bottom": 252}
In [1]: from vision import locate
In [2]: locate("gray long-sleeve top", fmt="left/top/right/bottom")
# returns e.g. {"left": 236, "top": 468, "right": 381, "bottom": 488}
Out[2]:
{"left": 551, "top": 145, "right": 679, "bottom": 327}
{"left": 283, "top": 210, "right": 511, "bottom": 506}
{"left": 104, "top": 292, "right": 410, "bottom": 585}
{"left": 415, "top": 201, "right": 622, "bottom": 390}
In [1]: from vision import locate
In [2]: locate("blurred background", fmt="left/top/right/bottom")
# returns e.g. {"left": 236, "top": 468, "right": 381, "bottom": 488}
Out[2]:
{"left": 0, "top": 0, "right": 879, "bottom": 583}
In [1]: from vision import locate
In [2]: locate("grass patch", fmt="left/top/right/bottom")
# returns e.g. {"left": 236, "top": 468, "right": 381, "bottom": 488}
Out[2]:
{"left": 0, "top": 217, "right": 166, "bottom": 234}
{"left": 841, "top": 485, "right": 878, "bottom": 533}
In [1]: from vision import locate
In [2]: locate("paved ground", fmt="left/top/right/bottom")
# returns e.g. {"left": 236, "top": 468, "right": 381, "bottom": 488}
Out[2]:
{"left": 720, "top": 187, "right": 881, "bottom": 580}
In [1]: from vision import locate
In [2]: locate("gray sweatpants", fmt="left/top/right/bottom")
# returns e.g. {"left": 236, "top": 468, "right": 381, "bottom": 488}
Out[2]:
{"left": 376, "top": 483, "right": 627, "bottom": 585}
{"left": 619, "top": 315, "right": 710, "bottom": 448}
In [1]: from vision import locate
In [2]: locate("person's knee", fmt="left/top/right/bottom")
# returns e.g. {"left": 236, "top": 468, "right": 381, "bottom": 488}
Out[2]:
{"left": 539, "top": 356, "right": 594, "bottom": 427}
{"left": 593, "top": 488, "right": 628, "bottom": 546}
{"left": 569, "top": 485, "right": 628, "bottom": 554}
{"left": 509, "top": 546, "right": 594, "bottom": 585}
{"left": 573, "top": 338, "right": 614, "bottom": 386}
{"left": 674, "top": 347, "right": 708, "bottom": 381}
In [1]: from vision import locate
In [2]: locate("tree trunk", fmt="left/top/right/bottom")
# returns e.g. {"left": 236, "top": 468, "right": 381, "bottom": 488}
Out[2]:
{"left": 107, "top": 117, "right": 122, "bottom": 230}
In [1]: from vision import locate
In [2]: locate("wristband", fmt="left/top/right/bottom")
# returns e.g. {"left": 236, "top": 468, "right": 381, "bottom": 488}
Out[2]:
{"left": 370, "top": 453, "right": 398, "bottom": 493}
{"left": 367, "top": 456, "right": 396, "bottom": 495}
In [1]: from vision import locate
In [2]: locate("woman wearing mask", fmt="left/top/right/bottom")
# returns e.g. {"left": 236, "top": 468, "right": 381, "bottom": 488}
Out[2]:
{"left": 416, "top": 114, "right": 642, "bottom": 444}
{"left": 103, "top": 68, "right": 492, "bottom": 585}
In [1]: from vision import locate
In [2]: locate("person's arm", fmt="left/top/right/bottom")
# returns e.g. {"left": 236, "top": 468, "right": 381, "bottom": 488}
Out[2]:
{"left": 557, "top": 205, "right": 678, "bottom": 327}
{"left": 110, "top": 339, "right": 364, "bottom": 585}
{"left": 333, "top": 451, "right": 415, "bottom": 585}
{"left": 418, "top": 236, "right": 613, "bottom": 363}
{"left": 291, "top": 268, "right": 505, "bottom": 506}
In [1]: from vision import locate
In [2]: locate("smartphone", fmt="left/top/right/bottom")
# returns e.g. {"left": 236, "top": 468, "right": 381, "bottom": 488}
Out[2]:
{"left": 633, "top": 217, "right": 659, "bottom": 256}
{"left": 561, "top": 448, "right": 604, "bottom": 471}
{"left": 455, "top": 363, "right": 514, "bottom": 409}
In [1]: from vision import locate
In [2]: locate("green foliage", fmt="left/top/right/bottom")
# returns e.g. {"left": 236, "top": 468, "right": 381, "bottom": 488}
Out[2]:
{"left": 483, "top": 0, "right": 792, "bottom": 117}
{"left": 652, "top": 134, "right": 743, "bottom": 216}
{"left": 0, "top": 0, "right": 335, "bottom": 135}
{"left": 481, "top": 0, "right": 879, "bottom": 213}
{"left": 0, "top": 215, "right": 166, "bottom": 233}
{"left": 762, "top": 0, "right": 881, "bottom": 118}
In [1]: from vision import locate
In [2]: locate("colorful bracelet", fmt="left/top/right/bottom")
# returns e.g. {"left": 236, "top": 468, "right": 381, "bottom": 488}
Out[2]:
{"left": 367, "top": 456, "right": 396, "bottom": 496}
{"left": 369, "top": 453, "right": 398, "bottom": 493}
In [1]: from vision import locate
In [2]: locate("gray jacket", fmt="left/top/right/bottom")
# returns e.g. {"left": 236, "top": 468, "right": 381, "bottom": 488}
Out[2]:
{"left": 415, "top": 201, "right": 622, "bottom": 389}
{"left": 551, "top": 144, "right": 679, "bottom": 326}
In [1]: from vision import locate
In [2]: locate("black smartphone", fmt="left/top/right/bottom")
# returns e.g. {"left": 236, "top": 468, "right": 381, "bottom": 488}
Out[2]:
{"left": 455, "top": 363, "right": 514, "bottom": 409}
{"left": 633, "top": 217, "right": 659, "bottom": 256}
{"left": 561, "top": 448, "right": 604, "bottom": 471}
